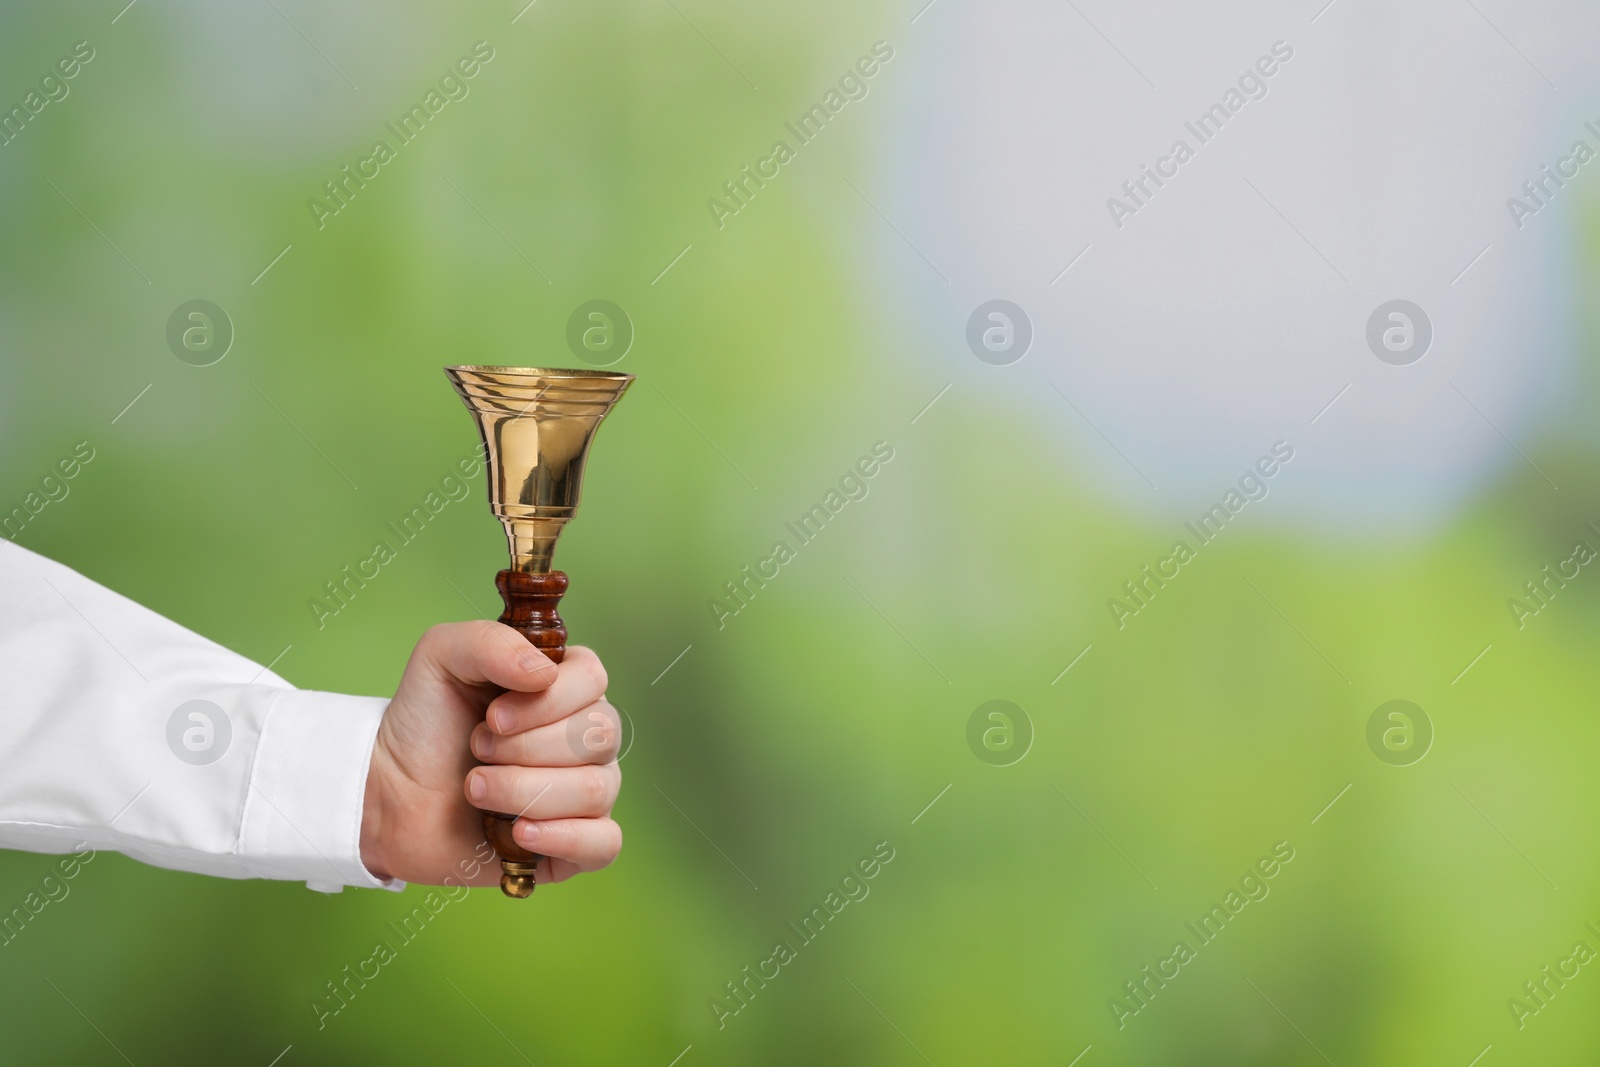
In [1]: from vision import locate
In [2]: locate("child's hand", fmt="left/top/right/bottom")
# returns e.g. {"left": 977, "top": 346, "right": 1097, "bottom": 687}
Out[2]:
{"left": 360, "top": 621, "right": 623, "bottom": 887}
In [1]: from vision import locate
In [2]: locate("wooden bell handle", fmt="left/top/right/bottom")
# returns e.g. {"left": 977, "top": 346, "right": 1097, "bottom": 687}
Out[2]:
{"left": 482, "top": 569, "right": 568, "bottom": 898}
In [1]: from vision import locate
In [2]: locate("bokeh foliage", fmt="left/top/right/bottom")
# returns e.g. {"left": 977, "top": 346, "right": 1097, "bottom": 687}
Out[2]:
{"left": 2, "top": 2, "right": 1600, "bottom": 1064}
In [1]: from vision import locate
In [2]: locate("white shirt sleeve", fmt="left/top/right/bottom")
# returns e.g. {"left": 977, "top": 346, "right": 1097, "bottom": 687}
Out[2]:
{"left": 0, "top": 539, "right": 403, "bottom": 893}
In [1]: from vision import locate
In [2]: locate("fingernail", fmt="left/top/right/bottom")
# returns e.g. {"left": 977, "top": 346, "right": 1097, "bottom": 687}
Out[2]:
{"left": 469, "top": 730, "right": 488, "bottom": 759}
{"left": 515, "top": 821, "right": 540, "bottom": 847}
{"left": 468, "top": 771, "right": 487, "bottom": 803}
{"left": 490, "top": 706, "right": 512, "bottom": 733}
{"left": 519, "top": 652, "right": 545, "bottom": 674}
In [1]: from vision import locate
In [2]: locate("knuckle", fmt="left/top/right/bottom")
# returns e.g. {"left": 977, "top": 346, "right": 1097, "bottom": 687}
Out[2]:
{"left": 492, "top": 688, "right": 532, "bottom": 722}
{"left": 511, "top": 730, "right": 536, "bottom": 764}
{"left": 588, "top": 705, "right": 622, "bottom": 760}
{"left": 581, "top": 766, "right": 614, "bottom": 811}
{"left": 567, "top": 703, "right": 618, "bottom": 762}
{"left": 493, "top": 735, "right": 526, "bottom": 766}
{"left": 511, "top": 768, "right": 542, "bottom": 813}
{"left": 473, "top": 618, "right": 509, "bottom": 646}
{"left": 476, "top": 766, "right": 526, "bottom": 813}
{"left": 596, "top": 820, "right": 623, "bottom": 868}
{"left": 579, "top": 649, "right": 608, "bottom": 695}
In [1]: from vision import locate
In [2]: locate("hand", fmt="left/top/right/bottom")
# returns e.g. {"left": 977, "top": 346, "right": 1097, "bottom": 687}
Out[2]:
{"left": 360, "top": 621, "right": 623, "bottom": 887}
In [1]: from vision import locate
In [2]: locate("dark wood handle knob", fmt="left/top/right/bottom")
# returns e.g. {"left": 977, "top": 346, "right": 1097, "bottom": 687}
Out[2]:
{"left": 482, "top": 811, "right": 539, "bottom": 899}
{"left": 495, "top": 569, "right": 568, "bottom": 664}
{"left": 482, "top": 569, "right": 569, "bottom": 897}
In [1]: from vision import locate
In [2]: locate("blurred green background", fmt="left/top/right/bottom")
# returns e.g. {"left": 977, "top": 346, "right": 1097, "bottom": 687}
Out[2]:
{"left": 3, "top": 1, "right": 1600, "bottom": 1064}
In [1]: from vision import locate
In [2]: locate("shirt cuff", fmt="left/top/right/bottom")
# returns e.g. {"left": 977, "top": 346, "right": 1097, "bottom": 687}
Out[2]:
{"left": 239, "top": 688, "right": 405, "bottom": 894}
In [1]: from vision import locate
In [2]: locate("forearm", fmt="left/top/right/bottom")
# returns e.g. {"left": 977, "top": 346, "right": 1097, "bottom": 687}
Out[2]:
{"left": 0, "top": 540, "right": 400, "bottom": 892}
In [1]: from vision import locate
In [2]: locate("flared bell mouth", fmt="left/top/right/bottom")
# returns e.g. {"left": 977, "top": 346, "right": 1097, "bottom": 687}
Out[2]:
{"left": 446, "top": 365, "right": 634, "bottom": 382}
{"left": 445, "top": 365, "right": 634, "bottom": 417}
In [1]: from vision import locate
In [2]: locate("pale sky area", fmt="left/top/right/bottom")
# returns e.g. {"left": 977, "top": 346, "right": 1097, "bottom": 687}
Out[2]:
{"left": 887, "top": 0, "right": 1596, "bottom": 537}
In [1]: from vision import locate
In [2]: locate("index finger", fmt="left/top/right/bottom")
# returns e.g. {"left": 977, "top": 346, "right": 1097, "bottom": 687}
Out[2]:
{"left": 485, "top": 645, "right": 607, "bottom": 734}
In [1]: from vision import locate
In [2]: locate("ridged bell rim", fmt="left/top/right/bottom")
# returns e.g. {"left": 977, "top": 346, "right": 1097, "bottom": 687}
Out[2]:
{"left": 444, "top": 366, "right": 633, "bottom": 417}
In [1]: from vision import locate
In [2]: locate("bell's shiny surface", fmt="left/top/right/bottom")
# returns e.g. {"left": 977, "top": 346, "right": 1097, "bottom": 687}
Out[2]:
{"left": 444, "top": 366, "right": 633, "bottom": 572}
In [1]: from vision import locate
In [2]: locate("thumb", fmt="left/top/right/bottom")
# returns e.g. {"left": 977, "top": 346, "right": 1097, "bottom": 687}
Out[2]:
{"left": 417, "top": 620, "right": 558, "bottom": 693}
